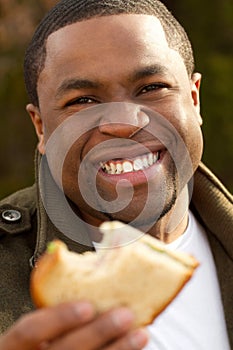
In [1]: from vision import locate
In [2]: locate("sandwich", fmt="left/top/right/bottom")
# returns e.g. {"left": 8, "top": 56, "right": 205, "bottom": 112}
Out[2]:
{"left": 30, "top": 221, "right": 199, "bottom": 327}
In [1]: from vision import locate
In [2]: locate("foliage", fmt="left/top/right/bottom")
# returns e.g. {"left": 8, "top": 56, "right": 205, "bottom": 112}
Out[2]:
{"left": 164, "top": 0, "right": 233, "bottom": 191}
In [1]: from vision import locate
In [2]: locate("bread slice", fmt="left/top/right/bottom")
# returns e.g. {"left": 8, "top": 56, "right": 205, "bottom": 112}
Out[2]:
{"left": 30, "top": 221, "right": 199, "bottom": 327}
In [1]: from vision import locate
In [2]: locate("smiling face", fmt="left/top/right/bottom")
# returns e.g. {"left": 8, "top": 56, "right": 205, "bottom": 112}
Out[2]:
{"left": 27, "top": 14, "right": 203, "bottom": 241}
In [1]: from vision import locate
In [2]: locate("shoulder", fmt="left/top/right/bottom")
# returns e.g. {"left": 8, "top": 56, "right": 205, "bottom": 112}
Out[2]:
{"left": 0, "top": 185, "right": 37, "bottom": 236}
{"left": 0, "top": 185, "right": 37, "bottom": 208}
{"left": 0, "top": 187, "right": 37, "bottom": 330}
{"left": 193, "top": 162, "right": 232, "bottom": 217}
{"left": 194, "top": 162, "right": 232, "bottom": 203}
{"left": 192, "top": 162, "right": 233, "bottom": 257}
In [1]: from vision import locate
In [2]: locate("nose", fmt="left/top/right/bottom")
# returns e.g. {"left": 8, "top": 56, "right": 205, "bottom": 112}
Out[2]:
{"left": 98, "top": 103, "right": 150, "bottom": 138}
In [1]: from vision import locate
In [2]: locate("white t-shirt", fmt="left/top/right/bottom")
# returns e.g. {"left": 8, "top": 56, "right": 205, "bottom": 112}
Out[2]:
{"left": 145, "top": 211, "right": 230, "bottom": 350}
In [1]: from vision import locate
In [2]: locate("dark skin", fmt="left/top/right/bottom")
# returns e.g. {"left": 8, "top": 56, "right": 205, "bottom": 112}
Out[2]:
{"left": 0, "top": 302, "right": 148, "bottom": 349}
{"left": 0, "top": 14, "right": 203, "bottom": 349}
{"left": 30, "top": 15, "right": 203, "bottom": 241}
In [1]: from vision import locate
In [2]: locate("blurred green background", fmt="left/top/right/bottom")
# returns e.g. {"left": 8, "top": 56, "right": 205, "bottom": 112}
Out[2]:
{"left": 0, "top": 0, "right": 232, "bottom": 199}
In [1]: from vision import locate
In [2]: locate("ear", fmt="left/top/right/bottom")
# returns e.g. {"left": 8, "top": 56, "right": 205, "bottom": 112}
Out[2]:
{"left": 26, "top": 104, "right": 45, "bottom": 155}
{"left": 191, "top": 72, "right": 203, "bottom": 126}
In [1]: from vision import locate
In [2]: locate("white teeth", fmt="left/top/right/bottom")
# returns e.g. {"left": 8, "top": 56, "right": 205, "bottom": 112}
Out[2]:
{"left": 154, "top": 153, "right": 159, "bottom": 163}
{"left": 123, "top": 161, "right": 133, "bottom": 173}
{"left": 133, "top": 158, "right": 143, "bottom": 171}
{"left": 101, "top": 152, "right": 160, "bottom": 175}
{"left": 109, "top": 163, "right": 116, "bottom": 175}
{"left": 116, "top": 163, "right": 123, "bottom": 174}
{"left": 148, "top": 153, "right": 154, "bottom": 166}
{"left": 143, "top": 157, "right": 149, "bottom": 168}
{"left": 105, "top": 164, "right": 111, "bottom": 173}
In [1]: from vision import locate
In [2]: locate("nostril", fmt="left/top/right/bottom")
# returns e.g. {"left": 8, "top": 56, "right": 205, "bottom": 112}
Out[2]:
{"left": 98, "top": 122, "right": 142, "bottom": 138}
{"left": 98, "top": 104, "right": 150, "bottom": 138}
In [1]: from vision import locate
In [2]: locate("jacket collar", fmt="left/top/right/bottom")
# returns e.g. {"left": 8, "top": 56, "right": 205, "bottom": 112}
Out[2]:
{"left": 192, "top": 162, "right": 233, "bottom": 260}
{"left": 32, "top": 151, "right": 94, "bottom": 265}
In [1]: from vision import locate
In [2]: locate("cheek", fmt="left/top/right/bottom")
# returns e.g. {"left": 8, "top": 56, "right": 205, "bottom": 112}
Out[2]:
{"left": 61, "top": 150, "right": 83, "bottom": 207}
{"left": 172, "top": 109, "right": 203, "bottom": 172}
{"left": 62, "top": 137, "right": 86, "bottom": 175}
{"left": 152, "top": 98, "right": 203, "bottom": 171}
{"left": 46, "top": 132, "right": 89, "bottom": 196}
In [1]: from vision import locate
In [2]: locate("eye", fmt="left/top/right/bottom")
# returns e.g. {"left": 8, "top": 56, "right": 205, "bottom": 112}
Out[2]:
{"left": 65, "top": 96, "right": 98, "bottom": 107}
{"left": 139, "top": 83, "right": 169, "bottom": 95}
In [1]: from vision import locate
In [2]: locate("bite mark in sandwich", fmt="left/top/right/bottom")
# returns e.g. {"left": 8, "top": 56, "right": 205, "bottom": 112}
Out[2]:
{"left": 30, "top": 221, "right": 199, "bottom": 327}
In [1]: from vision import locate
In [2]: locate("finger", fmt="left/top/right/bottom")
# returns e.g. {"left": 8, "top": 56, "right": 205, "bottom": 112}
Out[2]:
{"left": 48, "top": 307, "right": 135, "bottom": 350}
{"left": 0, "top": 302, "right": 95, "bottom": 350}
{"left": 103, "top": 329, "right": 149, "bottom": 350}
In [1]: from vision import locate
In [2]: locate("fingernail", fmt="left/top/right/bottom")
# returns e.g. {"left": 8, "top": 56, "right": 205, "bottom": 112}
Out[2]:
{"left": 111, "top": 308, "right": 134, "bottom": 329}
{"left": 129, "top": 329, "right": 149, "bottom": 349}
{"left": 73, "top": 302, "right": 95, "bottom": 321}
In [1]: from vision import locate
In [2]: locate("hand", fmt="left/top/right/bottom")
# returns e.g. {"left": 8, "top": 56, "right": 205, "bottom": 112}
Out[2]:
{"left": 0, "top": 302, "right": 149, "bottom": 349}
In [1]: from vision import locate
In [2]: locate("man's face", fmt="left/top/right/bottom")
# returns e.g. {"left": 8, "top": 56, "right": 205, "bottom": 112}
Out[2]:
{"left": 28, "top": 14, "right": 203, "bottom": 233}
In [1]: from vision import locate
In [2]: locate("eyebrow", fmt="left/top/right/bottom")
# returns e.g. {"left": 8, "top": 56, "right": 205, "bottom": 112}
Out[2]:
{"left": 55, "top": 78, "right": 103, "bottom": 99}
{"left": 55, "top": 64, "right": 169, "bottom": 99}
{"left": 130, "top": 64, "right": 169, "bottom": 82}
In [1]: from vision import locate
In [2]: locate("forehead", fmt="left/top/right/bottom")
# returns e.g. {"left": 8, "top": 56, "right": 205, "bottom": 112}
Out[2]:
{"left": 38, "top": 14, "right": 187, "bottom": 92}
{"left": 45, "top": 14, "right": 169, "bottom": 62}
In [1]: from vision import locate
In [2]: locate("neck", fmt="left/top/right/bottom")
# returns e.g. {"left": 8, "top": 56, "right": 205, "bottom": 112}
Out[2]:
{"left": 80, "top": 185, "right": 190, "bottom": 244}
{"left": 146, "top": 185, "right": 190, "bottom": 243}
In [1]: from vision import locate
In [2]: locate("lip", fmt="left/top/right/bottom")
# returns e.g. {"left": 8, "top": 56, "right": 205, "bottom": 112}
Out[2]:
{"left": 86, "top": 140, "right": 166, "bottom": 166}
{"left": 97, "top": 149, "right": 167, "bottom": 186}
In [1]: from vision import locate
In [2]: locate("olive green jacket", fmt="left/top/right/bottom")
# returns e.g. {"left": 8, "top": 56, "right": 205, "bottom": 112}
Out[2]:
{"left": 0, "top": 157, "right": 232, "bottom": 347}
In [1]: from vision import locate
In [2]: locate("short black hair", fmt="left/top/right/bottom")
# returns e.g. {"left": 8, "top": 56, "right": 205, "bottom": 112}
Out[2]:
{"left": 24, "top": 0, "right": 195, "bottom": 107}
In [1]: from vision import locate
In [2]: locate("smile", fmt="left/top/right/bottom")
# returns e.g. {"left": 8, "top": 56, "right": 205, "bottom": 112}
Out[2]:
{"left": 100, "top": 151, "right": 160, "bottom": 175}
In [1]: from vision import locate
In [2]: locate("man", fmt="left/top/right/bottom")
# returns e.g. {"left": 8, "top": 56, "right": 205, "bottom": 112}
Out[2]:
{"left": 0, "top": 0, "right": 232, "bottom": 349}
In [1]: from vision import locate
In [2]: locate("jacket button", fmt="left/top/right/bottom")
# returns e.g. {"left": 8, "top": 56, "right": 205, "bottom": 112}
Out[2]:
{"left": 2, "top": 210, "right": 22, "bottom": 223}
